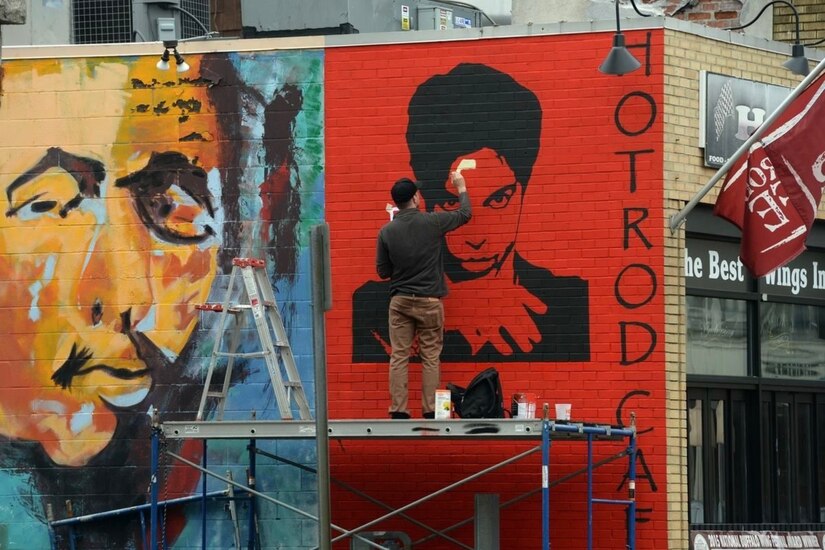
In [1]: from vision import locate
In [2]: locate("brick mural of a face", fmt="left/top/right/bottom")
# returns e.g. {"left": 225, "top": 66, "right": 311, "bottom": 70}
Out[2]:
{"left": 353, "top": 63, "right": 591, "bottom": 363}
{"left": 0, "top": 57, "right": 220, "bottom": 466}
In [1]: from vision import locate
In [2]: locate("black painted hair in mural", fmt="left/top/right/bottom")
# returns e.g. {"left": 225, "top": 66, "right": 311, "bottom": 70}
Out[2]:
{"left": 200, "top": 55, "right": 304, "bottom": 282}
{"left": 200, "top": 53, "right": 244, "bottom": 273}
{"left": 406, "top": 63, "right": 542, "bottom": 206}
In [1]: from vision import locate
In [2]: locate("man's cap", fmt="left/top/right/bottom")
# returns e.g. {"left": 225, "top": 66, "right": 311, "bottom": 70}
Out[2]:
{"left": 391, "top": 178, "right": 420, "bottom": 205}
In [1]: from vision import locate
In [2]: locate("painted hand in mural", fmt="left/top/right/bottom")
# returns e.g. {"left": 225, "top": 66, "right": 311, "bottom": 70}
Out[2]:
{"left": 446, "top": 264, "right": 549, "bottom": 355}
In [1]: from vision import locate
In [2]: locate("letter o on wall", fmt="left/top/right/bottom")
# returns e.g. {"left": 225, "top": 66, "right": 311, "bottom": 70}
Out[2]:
{"left": 614, "top": 263, "right": 657, "bottom": 309}
{"left": 614, "top": 91, "right": 657, "bottom": 137}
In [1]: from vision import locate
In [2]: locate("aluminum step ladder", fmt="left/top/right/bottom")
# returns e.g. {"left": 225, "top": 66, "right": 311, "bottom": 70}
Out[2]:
{"left": 195, "top": 257, "right": 312, "bottom": 421}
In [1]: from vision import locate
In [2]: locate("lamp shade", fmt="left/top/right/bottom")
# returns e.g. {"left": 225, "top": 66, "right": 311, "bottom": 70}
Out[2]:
{"left": 156, "top": 49, "right": 171, "bottom": 71}
{"left": 173, "top": 49, "right": 190, "bottom": 74}
{"left": 599, "top": 33, "right": 642, "bottom": 76}
{"left": 783, "top": 43, "right": 810, "bottom": 76}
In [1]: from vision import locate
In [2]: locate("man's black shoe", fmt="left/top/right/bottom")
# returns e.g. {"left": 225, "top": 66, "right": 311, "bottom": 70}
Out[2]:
{"left": 390, "top": 412, "right": 411, "bottom": 420}
{"left": 422, "top": 412, "right": 435, "bottom": 419}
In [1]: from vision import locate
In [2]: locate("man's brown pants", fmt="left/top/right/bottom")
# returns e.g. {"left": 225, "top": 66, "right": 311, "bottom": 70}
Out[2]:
{"left": 388, "top": 295, "right": 444, "bottom": 416}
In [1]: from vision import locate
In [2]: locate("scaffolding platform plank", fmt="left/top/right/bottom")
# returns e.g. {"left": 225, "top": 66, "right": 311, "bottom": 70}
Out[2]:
{"left": 160, "top": 419, "right": 631, "bottom": 441}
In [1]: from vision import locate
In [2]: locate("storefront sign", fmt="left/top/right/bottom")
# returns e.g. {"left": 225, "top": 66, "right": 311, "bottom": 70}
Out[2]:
{"left": 686, "top": 238, "right": 825, "bottom": 298}
{"left": 691, "top": 531, "right": 825, "bottom": 550}
{"left": 685, "top": 239, "right": 747, "bottom": 292}
{"left": 700, "top": 72, "right": 789, "bottom": 168}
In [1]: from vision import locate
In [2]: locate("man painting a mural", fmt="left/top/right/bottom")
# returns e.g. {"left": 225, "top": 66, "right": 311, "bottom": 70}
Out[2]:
{"left": 353, "top": 63, "right": 590, "bottom": 364}
{"left": 0, "top": 51, "right": 322, "bottom": 547}
{"left": 377, "top": 173, "right": 471, "bottom": 420}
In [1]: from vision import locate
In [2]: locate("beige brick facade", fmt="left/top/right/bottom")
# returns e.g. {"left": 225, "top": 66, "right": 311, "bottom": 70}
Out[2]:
{"left": 775, "top": 0, "right": 825, "bottom": 44}
{"left": 663, "top": 23, "right": 824, "bottom": 548}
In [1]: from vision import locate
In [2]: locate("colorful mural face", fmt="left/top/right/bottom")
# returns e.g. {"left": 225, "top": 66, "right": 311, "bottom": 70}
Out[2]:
{"left": 0, "top": 56, "right": 219, "bottom": 467}
{"left": 0, "top": 50, "right": 324, "bottom": 547}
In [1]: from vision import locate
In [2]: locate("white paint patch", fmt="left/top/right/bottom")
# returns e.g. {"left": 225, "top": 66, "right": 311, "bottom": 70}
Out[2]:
{"left": 28, "top": 255, "right": 57, "bottom": 322}
{"left": 135, "top": 305, "right": 157, "bottom": 333}
{"left": 101, "top": 388, "right": 149, "bottom": 408}
{"left": 205, "top": 167, "right": 224, "bottom": 249}
{"left": 69, "top": 402, "right": 95, "bottom": 435}
{"left": 30, "top": 399, "right": 66, "bottom": 415}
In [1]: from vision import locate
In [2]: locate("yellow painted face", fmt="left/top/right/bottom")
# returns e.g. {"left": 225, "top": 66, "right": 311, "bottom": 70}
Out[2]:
{"left": 0, "top": 56, "right": 220, "bottom": 465}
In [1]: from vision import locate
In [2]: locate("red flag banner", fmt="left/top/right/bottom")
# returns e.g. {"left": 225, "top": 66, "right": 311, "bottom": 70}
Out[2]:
{"left": 714, "top": 71, "right": 825, "bottom": 277}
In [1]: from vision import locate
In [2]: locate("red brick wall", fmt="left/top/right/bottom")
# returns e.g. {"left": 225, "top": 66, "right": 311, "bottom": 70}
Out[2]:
{"left": 325, "top": 29, "right": 668, "bottom": 549}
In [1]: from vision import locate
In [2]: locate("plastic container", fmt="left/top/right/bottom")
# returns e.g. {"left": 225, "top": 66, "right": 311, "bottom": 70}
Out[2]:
{"left": 512, "top": 392, "right": 537, "bottom": 419}
{"left": 435, "top": 389, "right": 452, "bottom": 419}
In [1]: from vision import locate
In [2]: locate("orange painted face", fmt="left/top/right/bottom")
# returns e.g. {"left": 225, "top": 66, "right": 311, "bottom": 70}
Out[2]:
{"left": 0, "top": 57, "right": 220, "bottom": 465}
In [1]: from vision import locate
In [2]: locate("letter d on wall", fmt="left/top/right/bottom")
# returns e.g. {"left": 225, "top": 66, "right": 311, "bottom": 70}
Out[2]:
{"left": 619, "top": 321, "right": 657, "bottom": 365}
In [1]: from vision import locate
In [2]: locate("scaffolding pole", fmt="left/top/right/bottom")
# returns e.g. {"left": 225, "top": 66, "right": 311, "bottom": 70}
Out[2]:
{"left": 540, "top": 414, "right": 637, "bottom": 550}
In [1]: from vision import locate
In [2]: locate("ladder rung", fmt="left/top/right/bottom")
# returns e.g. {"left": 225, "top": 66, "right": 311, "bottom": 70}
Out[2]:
{"left": 207, "top": 391, "right": 227, "bottom": 398}
{"left": 232, "top": 257, "right": 265, "bottom": 268}
{"left": 195, "top": 305, "right": 248, "bottom": 314}
{"left": 215, "top": 351, "right": 269, "bottom": 358}
{"left": 284, "top": 382, "right": 303, "bottom": 388}
{"left": 196, "top": 303, "right": 276, "bottom": 312}
{"left": 230, "top": 302, "right": 277, "bottom": 309}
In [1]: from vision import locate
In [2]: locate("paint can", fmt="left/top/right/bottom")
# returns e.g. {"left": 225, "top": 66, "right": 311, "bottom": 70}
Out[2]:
{"left": 435, "top": 389, "right": 452, "bottom": 419}
{"left": 512, "top": 392, "right": 537, "bottom": 419}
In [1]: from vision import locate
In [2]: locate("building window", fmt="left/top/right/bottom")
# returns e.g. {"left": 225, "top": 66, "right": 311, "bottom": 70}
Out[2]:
{"left": 684, "top": 215, "right": 825, "bottom": 528}
{"left": 759, "top": 393, "right": 820, "bottom": 523}
{"left": 689, "top": 386, "right": 824, "bottom": 525}
{"left": 760, "top": 303, "right": 825, "bottom": 380}
{"left": 687, "top": 296, "right": 747, "bottom": 376}
{"left": 688, "top": 389, "right": 755, "bottom": 524}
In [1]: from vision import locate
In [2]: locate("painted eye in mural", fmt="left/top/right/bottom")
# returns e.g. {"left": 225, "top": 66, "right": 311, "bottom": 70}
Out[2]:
{"left": 436, "top": 193, "right": 462, "bottom": 212}
{"left": 5, "top": 148, "right": 104, "bottom": 219}
{"left": 115, "top": 151, "right": 216, "bottom": 245}
{"left": 482, "top": 184, "right": 516, "bottom": 210}
{"left": 6, "top": 192, "right": 57, "bottom": 218}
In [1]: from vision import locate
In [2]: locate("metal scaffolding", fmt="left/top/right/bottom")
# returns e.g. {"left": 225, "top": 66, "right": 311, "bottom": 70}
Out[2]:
{"left": 148, "top": 413, "right": 638, "bottom": 550}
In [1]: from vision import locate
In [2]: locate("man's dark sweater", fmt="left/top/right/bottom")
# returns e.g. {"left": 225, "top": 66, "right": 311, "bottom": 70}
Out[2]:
{"left": 376, "top": 192, "right": 471, "bottom": 297}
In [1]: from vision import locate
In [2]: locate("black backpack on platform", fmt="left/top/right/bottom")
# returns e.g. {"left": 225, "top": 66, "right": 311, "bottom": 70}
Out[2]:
{"left": 447, "top": 367, "right": 506, "bottom": 419}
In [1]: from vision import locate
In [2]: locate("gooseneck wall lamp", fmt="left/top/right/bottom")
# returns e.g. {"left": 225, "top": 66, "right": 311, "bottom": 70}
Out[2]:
{"left": 157, "top": 40, "right": 190, "bottom": 73}
{"left": 728, "top": 0, "right": 809, "bottom": 76}
{"left": 599, "top": 0, "right": 652, "bottom": 76}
